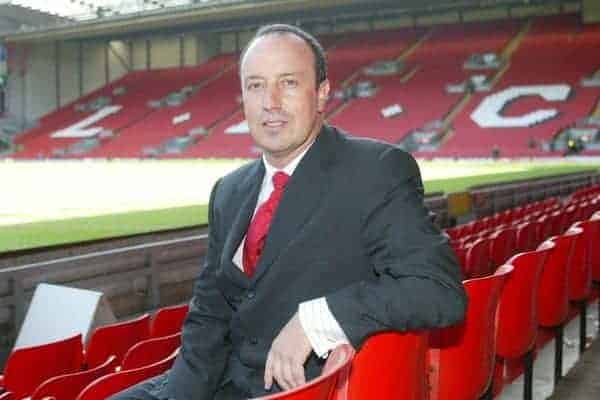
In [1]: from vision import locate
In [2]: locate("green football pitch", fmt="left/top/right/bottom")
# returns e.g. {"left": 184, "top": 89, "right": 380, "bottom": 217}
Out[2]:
{"left": 1, "top": 159, "right": 598, "bottom": 253}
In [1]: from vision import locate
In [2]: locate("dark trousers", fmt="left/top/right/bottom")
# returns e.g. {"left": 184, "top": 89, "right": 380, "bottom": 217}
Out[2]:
{"left": 108, "top": 372, "right": 243, "bottom": 400}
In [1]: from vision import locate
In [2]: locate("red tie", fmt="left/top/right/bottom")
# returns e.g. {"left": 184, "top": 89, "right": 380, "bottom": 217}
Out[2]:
{"left": 243, "top": 171, "right": 290, "bottom": 277}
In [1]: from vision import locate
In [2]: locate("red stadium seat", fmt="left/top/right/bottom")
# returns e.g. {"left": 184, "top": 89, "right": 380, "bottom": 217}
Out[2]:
{"left": 492, "top": 241, "right": 554, "bottom": 399}
{"left": 121, "top": 333, "right": 181, "bottom": 371}
{"left": 464, "top": 237, "right": 492, "bottom": 278}
{"left": 515, "top": 221, "right": 536, "bottom": 252}
{"left": 489, "top": 226, "right": 517, "bottom": 268}
{"left": 85, "top": 314, "right": 150, "bottom": 368}
{"left": 536, "top": 214, "right": 553, "bottom": 243}
{"left": 428, "top": 265, "right": 513, "bottom": 400}
{"left": 150, "top": 303, "right": 189, "bottom": 338}
{"left": 568, "top": 221, "right": 595, "bottom": 355}
{"left": 30, "top": 356, "right": 117, "bottom": 400}
{"left": 0, "top": 334, "right": 84, "bottom": 399}
{"left": 75, "top": 349, "right": 178, "bottom": 400}
{"left": 251, "top": 345, "right": 355, "bottom": 400}
{"left": 536, "top": 230, "right": 580, "bottom": 385}
{"left": 346, "top": 332, "right": 428, "bottom": 400}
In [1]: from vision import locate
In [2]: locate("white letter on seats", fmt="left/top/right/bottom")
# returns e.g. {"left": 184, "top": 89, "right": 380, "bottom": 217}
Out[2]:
{"left": 52, "top": 105, "right": 123, "bottom": 138}
{"left": 470, "top": 85, "right": 571, "bottom": 128}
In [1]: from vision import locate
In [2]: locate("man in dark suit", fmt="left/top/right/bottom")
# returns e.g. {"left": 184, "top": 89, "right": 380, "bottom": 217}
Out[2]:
{"left": 112, "top": 24, "right": 466, "bottom": 400}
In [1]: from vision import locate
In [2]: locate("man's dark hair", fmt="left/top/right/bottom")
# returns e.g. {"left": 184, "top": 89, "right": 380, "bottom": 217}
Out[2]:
{"left": 239, "top": 23, "right": 328, "bottom": 87}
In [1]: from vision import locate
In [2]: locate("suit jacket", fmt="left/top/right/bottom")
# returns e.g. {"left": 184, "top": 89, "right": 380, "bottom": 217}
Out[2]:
{"left": 167, "top": 125, "right": 467, "bottom": 399}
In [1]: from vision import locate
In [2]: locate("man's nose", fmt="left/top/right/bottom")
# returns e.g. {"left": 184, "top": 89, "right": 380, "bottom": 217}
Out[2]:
{"left": 263, "top": 85, "right": 282, "bottom": 110}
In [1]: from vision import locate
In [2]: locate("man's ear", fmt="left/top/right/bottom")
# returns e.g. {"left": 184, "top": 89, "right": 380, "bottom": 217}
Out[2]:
{"left": 317, "top": 79, "right": 330, "bottom": 113}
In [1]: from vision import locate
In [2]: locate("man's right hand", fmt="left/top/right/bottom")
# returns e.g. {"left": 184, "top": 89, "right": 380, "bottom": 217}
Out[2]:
{"left": 264, "top": 312, "right": 313, "bottom": 391}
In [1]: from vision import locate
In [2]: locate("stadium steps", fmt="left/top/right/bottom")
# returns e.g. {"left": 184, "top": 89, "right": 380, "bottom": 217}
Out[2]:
{"left": 395, "top": 28, "right": 433, "bottom": 61}
{"left": 592, "top": 99, "right": 600, "bottom": 118}
{"left": 399, "top": 65, "right": 420, "bottom": 83}
{"left": 500, "top": 18, "right": 533, "bottom": 60}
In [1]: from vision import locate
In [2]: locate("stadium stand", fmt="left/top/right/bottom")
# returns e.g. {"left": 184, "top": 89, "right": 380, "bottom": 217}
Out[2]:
{"left": 7, "top": 15, "right": 599, "bottom": 160}
{"left": 441, "top": 15, "right": 600, "bottom": 157}
{"left": 0, "top": 184, "right": 598, "bottom": 399}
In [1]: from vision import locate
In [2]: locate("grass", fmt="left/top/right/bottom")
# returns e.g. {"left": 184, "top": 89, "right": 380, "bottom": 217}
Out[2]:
{"left": 1, "top": 162, "right": 597, "bottom": 254}
{"left": 0, "top": 205, "right": 208, "bottom": 254}
{"left": 423, "top": 164, "right": 598, "bottom": 194}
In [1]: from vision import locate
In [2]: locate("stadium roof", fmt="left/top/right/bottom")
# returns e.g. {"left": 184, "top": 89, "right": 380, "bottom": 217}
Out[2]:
{"left": 0, "top": 0, "right": 573, "bottom": 43}
{"left": 0, "top": 0, "right": 216, "bottom": 21}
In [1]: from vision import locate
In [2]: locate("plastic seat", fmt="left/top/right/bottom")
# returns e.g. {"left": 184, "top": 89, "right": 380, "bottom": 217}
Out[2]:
{"left": 489, "top": 227, "right": 517, "bottom": 268}
{"left": 30, "top": 356, "right": 117, "bottom": 400}
{"left": 85, "top": 314, "right": 151, "bottom": 368}
{"left": 428, "top": 265, "right": 513, "bottom": 400}
{"left": 536, "top": 214, "right": 553, "bottom": 243}
{"left": 568, "top": 221, "right": 595, "bottom": 355}
{"left": 150, "top": 303, "right": 189, "bottom": 338}
{"left": 0, "top": 334, "right": 84, "bottom": 399}
{"left": 548, "top": 211, "right": 564, "bottom": 237}
{"left": 515, "top": 221, "right": 536, "bottom": 252}
{"left": 464, "top": 237, "right": 492, "bottom": 278}
{"left": 590, "top": 213, "right": 600, "bottom": 331}
{"left": 536, "top": 229, "right": 580, "bottom": 386}
{"left": 492, "top": 241, "right": 554, "bottom": 399}
{"left": 75, "top": 349, "right": 178, "bottom": 400}
{"left": 251, "top": 345, "right": 355, "bottom": 400}
{"left": 121, "top": 333, "right": 181, "bottom": 371}
{"left": 562, "top": 206, "right": 579, "bottom": 233}
{"left": 345, "top": 332, "right": 428, "bottom": 400}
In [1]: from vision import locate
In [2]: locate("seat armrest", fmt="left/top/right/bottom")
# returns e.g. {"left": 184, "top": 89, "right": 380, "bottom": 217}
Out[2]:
{"left": 0, "top": 390, "right": 13, "bottom": 400}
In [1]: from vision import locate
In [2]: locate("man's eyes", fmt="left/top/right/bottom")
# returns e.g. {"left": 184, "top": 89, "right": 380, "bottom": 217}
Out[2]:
{"left": 245, "top": 79, "right": 299, "bottom": 91}
{"left": 247, "top": 82, "right": 263, "bottom": 90}
{"left": 282, "top": 79, "right": 298, "bottom": 88}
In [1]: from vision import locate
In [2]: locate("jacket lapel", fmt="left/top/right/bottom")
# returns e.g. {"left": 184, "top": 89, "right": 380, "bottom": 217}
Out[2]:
{"left": 220, "top": 160, "right": 265, "bottom": 288}
{"left": 251, "top": 125, "right": 338, "bottom": 284}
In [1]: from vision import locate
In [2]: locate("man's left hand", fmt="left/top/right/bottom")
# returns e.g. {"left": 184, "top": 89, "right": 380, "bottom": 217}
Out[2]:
{"left": 264, "top": 312, "right": 312, "bottom": 391}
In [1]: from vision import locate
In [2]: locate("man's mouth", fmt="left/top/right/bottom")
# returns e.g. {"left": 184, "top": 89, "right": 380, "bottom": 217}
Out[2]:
{"left": 263, "top": 120, "right": 287, "bottom": 128}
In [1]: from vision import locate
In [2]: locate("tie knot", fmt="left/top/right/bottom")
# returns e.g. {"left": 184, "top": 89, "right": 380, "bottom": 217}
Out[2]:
{"left": 272, "top": 171, "right": 290, "bottom": 190}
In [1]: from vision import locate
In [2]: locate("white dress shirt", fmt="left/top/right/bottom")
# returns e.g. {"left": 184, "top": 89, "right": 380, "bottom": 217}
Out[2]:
{"left": 232, "top": 144, "right": 350, "bottom": 358}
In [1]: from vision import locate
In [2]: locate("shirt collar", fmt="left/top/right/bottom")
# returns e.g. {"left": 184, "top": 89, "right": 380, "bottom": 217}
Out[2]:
{"left": 261, "top": 140, "right": 314, "bottom": 180}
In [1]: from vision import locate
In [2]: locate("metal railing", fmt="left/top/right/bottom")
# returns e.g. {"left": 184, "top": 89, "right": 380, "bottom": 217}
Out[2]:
{"left": 470, "top": 171, "right": 600, "bottom": 217}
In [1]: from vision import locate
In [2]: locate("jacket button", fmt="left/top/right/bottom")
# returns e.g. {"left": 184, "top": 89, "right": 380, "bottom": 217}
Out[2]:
{"left": 246, "top": 291, "right": 255, "bottom": 299}
{"left": 249, "top": 337, "right": 258, "bottom": 345}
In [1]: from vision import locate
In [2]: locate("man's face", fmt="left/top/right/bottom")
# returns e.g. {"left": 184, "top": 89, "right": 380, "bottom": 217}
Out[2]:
{"left": 240, "top": 33, "right": 329, "bottom": 167}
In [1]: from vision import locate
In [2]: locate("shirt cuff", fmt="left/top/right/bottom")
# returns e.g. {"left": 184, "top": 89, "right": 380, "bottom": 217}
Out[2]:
{"left": 298, "top": 297, "right": 351, "bottom": 358}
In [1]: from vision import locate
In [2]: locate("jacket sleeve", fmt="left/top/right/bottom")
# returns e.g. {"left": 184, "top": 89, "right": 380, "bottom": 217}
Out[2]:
{"left": 325, "top": 148, "right": 467, "bottom": 348}
{"left": 168, "top": 178, "right": 233, "bottom": 400}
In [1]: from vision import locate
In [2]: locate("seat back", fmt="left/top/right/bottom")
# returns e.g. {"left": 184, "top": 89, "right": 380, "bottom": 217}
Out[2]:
{"left": 465, "top": 237, "right": 491, "bottom": 278}
{"left": 76, "top": 349, "right": 178, "bottom": 400}
{"left": 2, "top": 334, "right": 84, "bottom": 399}
{"left": 150, "top": 304, "right": 189, "bottom": 338}
{"left": 516, "top": 221, "right": 535, "bottom": 252}
{"left": 537, "top": 229, "right": 580, "bottom": 327}
{"left": 537, "top": 214, "right": 553, "bottom": 243}
{"left": 568, "top": 221, "right": 594, "bottom": 301}
{"left": 489, "top": 227, "right": 517, "bottom": 268}
{"left": 31, "top": 356, "right": 117, "bottom": 400}
{"left": 549, "top": 211, "right": 564, "bottom": 237}
{"left": 496, "top": 241, "right": 554, "bottom": 359}
{"left": 428, "top": 265, "right": 512, "bottom": 400}
{"left": 590, "top": 213, "right": 600, "bottom": 281}
{"left": 121, "top": 333, "right": 181, "bottom": 371}
{"left": 85, "top": 314, "right": 150, "bottom": 368}
{"left": 251, "top": 345, "right": 355, "bottom": 400}
{"left": 345, "top": 331, "right": 428, "bottom": 400}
